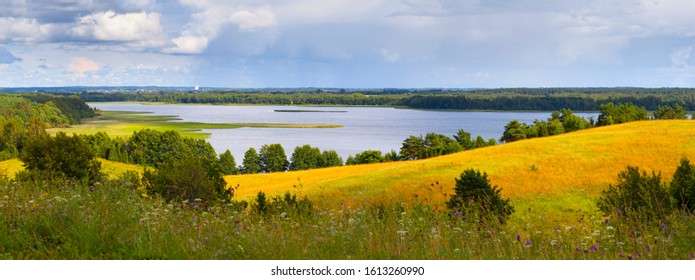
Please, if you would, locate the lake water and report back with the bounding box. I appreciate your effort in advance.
[89,103,598,160]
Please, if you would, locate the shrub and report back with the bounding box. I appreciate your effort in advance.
[597,165,673,222]
[671,157,695,211]
[446,169,514,224]
[142,157,231,205]
[19,132,103,183]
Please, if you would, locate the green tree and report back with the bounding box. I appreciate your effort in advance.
[597,166,672,221]
[400,135,425,160]
[346,150,384,165]
[597,102,648,126]
[19,132,103,183]
[454,129,472,149]
[446,169,514,224]
[560,109,591,132]
[142,157,231,204]
[289,145,322,171]
[219,150,238,175]
[671,157,695,211]
[423,133,462,158]
[259,144,288,173]
[383,149,400,162]
[654,104,688,120]
[320,150,343,167]
[500,120,528,143]
[241,147,261,174]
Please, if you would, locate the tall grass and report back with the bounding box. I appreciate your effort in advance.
[2,175,693,260]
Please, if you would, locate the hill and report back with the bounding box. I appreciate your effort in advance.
[227,120,695,210]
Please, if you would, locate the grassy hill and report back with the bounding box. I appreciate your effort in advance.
[227,120,695,214]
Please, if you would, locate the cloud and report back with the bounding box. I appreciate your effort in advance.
[671,46,692,67]
[0,47,22,64]
[167,2,276,54]
[68,57,99,78]
[70,11,163,42]
[377,48,401,63]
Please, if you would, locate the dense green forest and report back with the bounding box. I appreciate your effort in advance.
[0,94,96,160]
[54,87,695,111]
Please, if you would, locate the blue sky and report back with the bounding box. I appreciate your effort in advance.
[1,0,694,88]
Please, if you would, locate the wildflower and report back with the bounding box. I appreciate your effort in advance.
[524,240,531,247]
[627,255,633,260]
[690,253,694,259]
[453,211,461,216]
[646,246,651,253]
[89,185,95,192]
[550,240,557,246]
[604,218,610,223]
[516,234,521,242]
[591,245,598,251]
[461,215,466,221]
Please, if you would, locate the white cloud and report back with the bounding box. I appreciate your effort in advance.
[378,48,401,63]
[168,1,277,54]
[68,57,99,78]
[671,46,692,67]
[0,17,54,43]
[70,11,163,42]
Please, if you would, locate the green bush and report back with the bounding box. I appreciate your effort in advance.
[142,157,231,205]
[671,157,695,211]
[19,132,103,183]
[446,169,514,224]
[597,165,673,222]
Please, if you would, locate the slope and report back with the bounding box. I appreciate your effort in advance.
[227,120,695,209]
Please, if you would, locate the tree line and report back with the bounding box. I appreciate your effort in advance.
[51,87,695,111]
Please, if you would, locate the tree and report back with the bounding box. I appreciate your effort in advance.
[597,102,648,126]
[671,157,695,211]
[142,157,231,204]
[423,133,462,158]
[446,169,514,224]
[454,129,472,149]
[289,145,322,171]
[241,147,261,174]
[383,150,399,162]
[654,104,688,120]
[500,120,528,143]
[219,150,237,175]
[321,150,343,167]
[19,132,103,183]
[259,144,288,173]
[597,166,672,221]
[346,150,384,165]
[560,109,591,132]
[400,135,425,160]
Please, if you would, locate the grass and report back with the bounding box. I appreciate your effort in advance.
[47,110,342,139]
[274,109,348,113]
[227,120,695,224]
[3,120,695,259]
[0,158,142,179]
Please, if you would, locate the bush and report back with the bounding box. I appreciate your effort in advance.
[597,166,673,222]
[142,157,231,205]
[671,157,695,211]
[446,169,514,224]
[19,132,103,183]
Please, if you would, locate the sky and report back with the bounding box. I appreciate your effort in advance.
[1,0,695,88]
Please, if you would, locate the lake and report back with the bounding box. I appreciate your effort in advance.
[89,103,598,160]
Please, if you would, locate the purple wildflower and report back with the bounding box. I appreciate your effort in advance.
[516,234,521,242]
[461,215,466,221]
[591,245,598,251]
[453,211,461,216]
[646,246,651,253]
[627,255,633,260]
[690,253,695,259]
[575,247,580,252]
[604,218,610,223]
[524,240,531,247]
[89,185,95,192]
[185,222,189,228]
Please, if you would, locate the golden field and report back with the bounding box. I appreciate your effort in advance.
[0,158,142,179]
[227,120,695,210]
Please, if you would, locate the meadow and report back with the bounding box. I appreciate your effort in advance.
[2,120,695,259]
[47,110,341,139]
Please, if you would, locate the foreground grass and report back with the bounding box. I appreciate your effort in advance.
[48,110,342,139]
[1,177,693,260]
